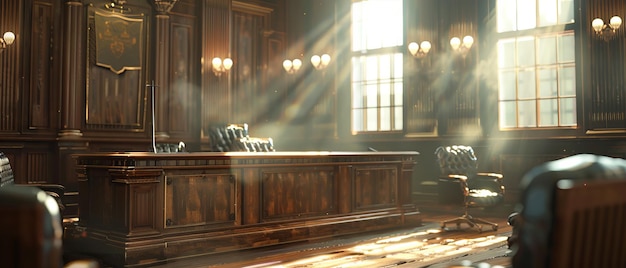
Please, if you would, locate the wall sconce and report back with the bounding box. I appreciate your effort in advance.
[282,58,302,74]
[311,54,331,70]
[211,57,233,76]
[592,16,622,41]
[0,31,15,52]
[408,41,431,58]
[450,35,474,57]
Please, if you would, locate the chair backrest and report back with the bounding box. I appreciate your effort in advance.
[512,154,626,268]
[0,185,63,267]
[206,123,275,152]
[0,152,14,187]
[435,145,478,176]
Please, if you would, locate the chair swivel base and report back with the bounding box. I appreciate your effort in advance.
[441,214,498,232]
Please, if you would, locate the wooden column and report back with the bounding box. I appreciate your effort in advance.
[152,1,178,139]
[59,0,84,138]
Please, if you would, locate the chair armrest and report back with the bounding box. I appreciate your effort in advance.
[30,183,65,195]
[439,174,469,196]
[476,172,503,180]
[440,174,468,182]
[473,173,505,195]
[13,183,65,211]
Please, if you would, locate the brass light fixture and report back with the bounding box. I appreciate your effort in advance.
[408,41,432,58]
[0,31,15,52]
[592,16,622,41]
[211,57,233,76]
[450,35,474,57]
[283,58,302,74]
[311,54,331,70]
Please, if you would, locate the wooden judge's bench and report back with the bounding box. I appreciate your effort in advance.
[70,151,420,267]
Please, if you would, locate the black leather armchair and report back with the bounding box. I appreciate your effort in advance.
[207,123,275,152]
[435,145,505,232]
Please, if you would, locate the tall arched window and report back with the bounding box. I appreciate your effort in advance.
[351,0,404,133]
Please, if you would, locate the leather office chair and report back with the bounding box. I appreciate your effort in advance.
[206,123,275,152]
[435,145,504,232]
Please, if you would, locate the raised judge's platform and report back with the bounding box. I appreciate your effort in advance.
[70,151,420,267]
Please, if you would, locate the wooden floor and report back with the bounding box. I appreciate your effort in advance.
[147,205,515,268]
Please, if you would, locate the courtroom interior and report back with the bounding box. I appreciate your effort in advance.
[1,0,626,267]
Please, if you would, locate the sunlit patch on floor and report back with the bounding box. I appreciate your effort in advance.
[246,229,509,268]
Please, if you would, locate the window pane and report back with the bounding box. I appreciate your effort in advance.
[352,109,363,132]
[379,55,391,79]
[394,107,403,130]
[558,33,575,62]
[518,100,537,127]
[365,56,378,80]
[539,99,558,126]
[517,0,537,30]
[560,97,577,126]
[499,71,516,100]
[539,69,557,98]
[559,66,576,96]
[378,0,403,48]
[366,108,377,131]
[394,82,403,105]
[362,0,403,49]
[537,36,556,65]
[366,85,377,107]
[558,0,575,24]
[538,0,557,27]
[499,101,517,128]
[497,0,517,32]
[498,39,516,68]
[352,83,364,108]
[380,83,391,107]
[517,37,535,67]
[380,107,391,131]
[518,70,536,99]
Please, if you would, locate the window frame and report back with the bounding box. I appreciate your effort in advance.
[494,0,581,134]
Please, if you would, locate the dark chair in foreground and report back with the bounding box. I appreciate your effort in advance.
[512,154,626,268]
[435,145,504,232]
[0,185,64,268]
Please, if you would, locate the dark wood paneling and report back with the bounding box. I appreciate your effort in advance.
[201,0,231,129]
[28,2,53,130]
[0,0,20,132]
[168,22,195,136]
[85,8,148,132]
[585,0,626,131]
[261,167,336,220]
[165,173,235,227]
[354,167,397,210]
